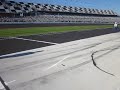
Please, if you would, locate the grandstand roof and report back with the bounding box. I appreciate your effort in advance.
[0,0,118,16]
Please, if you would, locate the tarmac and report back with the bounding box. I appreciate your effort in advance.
[0,28,120,90]
[0,28,119,56]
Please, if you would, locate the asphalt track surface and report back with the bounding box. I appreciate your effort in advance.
[0,28,119,56]
[1,31,120,90]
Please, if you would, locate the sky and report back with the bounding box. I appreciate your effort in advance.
[13,0,120,15]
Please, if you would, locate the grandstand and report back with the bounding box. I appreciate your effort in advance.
[0,0,120,24]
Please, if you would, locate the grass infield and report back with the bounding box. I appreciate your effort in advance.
[0,25,113,37]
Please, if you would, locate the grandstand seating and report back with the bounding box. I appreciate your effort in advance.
[0,0,120,24]
[0,0,117,15]
[0,14,120,24]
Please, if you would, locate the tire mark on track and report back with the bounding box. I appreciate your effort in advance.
[11,45,120,89]
[91,46,120,76]
[0,44,98,73]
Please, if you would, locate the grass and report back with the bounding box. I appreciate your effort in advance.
[0,25,113,37]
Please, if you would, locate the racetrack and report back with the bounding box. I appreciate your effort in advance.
[0,28,120,90]
[0,28,119,56]
[1,31,120,90]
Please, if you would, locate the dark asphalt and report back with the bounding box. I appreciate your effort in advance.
[0,28,119,56]
[20,28,119,43]
[0,39,52,56]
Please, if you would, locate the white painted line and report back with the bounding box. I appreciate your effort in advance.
[0,37,14,40]
[7,80,16,85]
[8,56,69,70]
[45,55,70,71]
[0,81,4,89]
[13,37,58,45]
[0,80,16,89]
